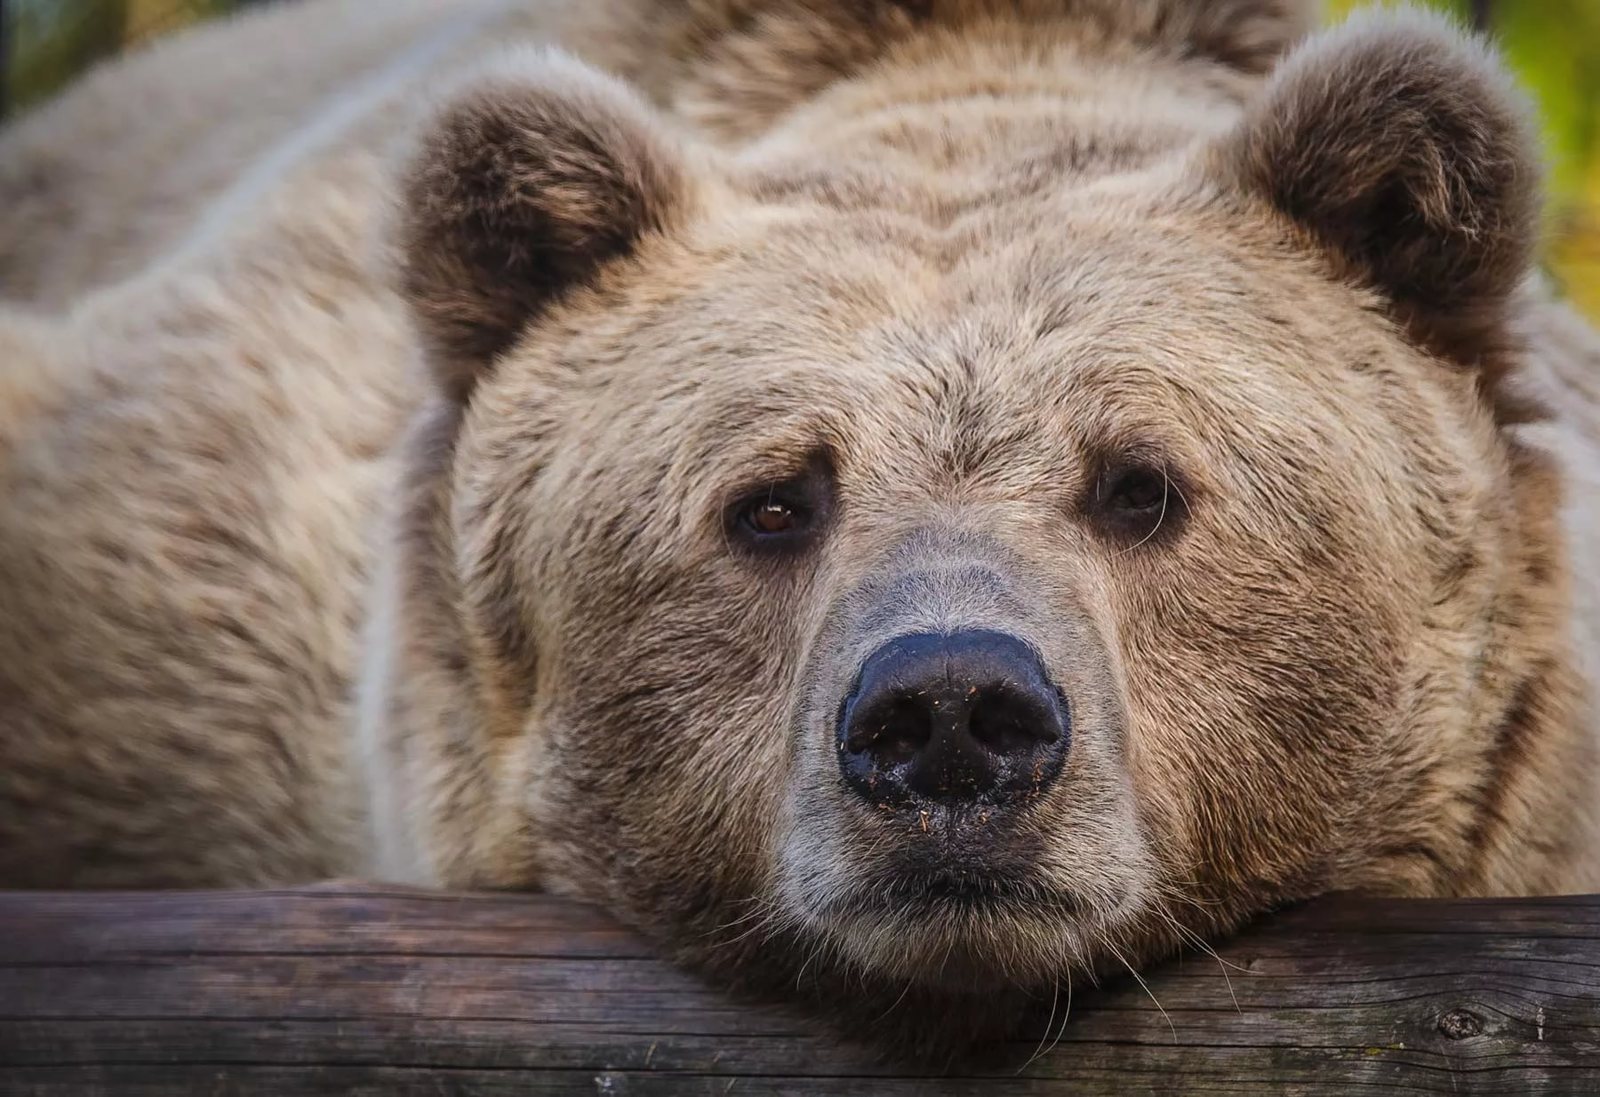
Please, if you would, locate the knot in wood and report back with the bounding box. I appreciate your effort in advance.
[1437,1008,1484,1040]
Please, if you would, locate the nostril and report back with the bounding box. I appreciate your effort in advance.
[846,692,930,765]
[968,687,1061,757]
[968,708,1024,756]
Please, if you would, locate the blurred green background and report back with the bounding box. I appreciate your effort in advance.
[1,0,1596,319]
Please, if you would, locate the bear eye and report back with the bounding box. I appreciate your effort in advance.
[1088,458,1188,546]
[726,460,832,555]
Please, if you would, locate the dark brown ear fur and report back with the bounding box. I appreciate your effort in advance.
[1213,8,1541,378]
[400,51,693,400]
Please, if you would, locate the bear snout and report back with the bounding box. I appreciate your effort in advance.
[836,630,1071,809]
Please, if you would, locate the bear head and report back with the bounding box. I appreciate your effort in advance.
[386,2,1587,1047]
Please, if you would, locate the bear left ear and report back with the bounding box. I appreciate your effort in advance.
[1209,9,1541,373]
[400,51,695,401]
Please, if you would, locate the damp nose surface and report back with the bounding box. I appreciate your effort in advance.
[836,630,1071,807]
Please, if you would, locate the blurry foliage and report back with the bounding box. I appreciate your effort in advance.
[6,0,125,107]
[5,2,241,114]
[2,0,1597,319]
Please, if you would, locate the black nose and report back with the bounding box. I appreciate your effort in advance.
[837,630,1070,808]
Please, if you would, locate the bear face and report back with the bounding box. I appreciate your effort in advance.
[388,6,1588,1038]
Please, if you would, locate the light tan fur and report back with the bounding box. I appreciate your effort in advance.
[2,0,1597,1048]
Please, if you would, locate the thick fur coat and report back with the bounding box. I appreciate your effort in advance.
[2,0,1598,1046]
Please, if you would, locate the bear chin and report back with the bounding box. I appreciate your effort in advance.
[767,840,1154,995]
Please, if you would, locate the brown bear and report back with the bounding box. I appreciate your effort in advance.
[2,0,1598,1048]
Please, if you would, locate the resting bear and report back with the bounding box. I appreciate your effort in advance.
[3,0,1599,1044]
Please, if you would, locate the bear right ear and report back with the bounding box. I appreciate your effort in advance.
[399,51,694,401]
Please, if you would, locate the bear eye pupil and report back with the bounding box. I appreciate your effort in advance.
[1107,468,1166,512]
[747,500,797,534]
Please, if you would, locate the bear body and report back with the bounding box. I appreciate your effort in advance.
[3,0,1599,1042]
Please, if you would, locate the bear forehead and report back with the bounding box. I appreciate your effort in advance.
[539,182,1415,440]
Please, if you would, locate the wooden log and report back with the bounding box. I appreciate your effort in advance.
[1,885,1598,1094]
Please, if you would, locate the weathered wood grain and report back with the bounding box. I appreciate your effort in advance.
[2,885,1598,1094]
